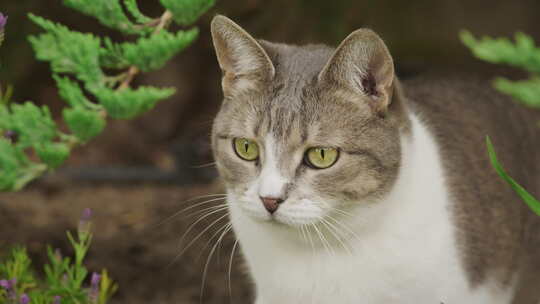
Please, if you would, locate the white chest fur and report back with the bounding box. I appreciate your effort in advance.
[228,113,516,304]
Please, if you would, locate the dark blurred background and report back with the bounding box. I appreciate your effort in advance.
[1,1,539,303]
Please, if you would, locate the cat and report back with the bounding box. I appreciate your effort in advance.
[209,15,540,304]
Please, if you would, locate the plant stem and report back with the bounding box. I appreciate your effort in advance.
[117,10,173,90]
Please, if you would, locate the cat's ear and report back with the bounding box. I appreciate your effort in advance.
[211,15,275,95]
[318,29,394,116]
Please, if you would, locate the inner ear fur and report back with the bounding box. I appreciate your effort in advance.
[318,29,395,117]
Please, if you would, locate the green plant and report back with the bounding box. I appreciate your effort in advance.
[461,31,540,215]
[461,31,540,108]
[0,0,216,192]
[486,136,540,216]
[0,209,118,304]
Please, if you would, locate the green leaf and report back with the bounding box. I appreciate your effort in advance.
[0,138,25,171]
[0,102,57,149]
[63,107,106,142]
[123,0,153,24]
[493,77,540,108]
[98,270,118,304]
[93,86,175,119]
[121,28,198,72]
[486,136,540,216]
[0,29,4,49]
[0,247,36,291]
[0,84,13,105]
[160,0,216,26]
[0,139,27,191]
[100,38,131,70]
[63,0,138,35]
[35,142,70,168]
[28,14,103,86]
[54,75,100,110]
[461,30,540,74]
[0,136,47,191]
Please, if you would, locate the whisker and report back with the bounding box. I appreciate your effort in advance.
[228,239,239,303]
[154,195,227,228]
[185,203,228,219]
[173,197,227,219]
[299,224,308,245]
[306,224,315,256]
[312,222,334,256]
[327,206,355,218]
[169,212,230,267]
[320,217,353,256]
[191,162,217,168]
[200,223,233,303]
[196,220,232,262]
[320,223,336,256]
[178,206,229,248]
[325,214,362,243]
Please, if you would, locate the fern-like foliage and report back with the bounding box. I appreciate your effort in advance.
[0,0,214,191]
[160,0,216,26]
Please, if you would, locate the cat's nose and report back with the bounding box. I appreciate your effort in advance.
[260,196,284,214]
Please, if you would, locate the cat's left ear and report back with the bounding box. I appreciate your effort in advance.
[318,29,394,116]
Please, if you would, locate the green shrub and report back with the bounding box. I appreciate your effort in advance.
[0,0,215,191]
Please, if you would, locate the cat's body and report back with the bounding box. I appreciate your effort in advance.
[209,15,540,303]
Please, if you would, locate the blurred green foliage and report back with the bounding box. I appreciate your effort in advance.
[461,31,540,108]
[0,0,215,191]
[462,31,540,215]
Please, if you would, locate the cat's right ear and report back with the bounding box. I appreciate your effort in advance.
[210,15,275,96]
[318,29,394,117]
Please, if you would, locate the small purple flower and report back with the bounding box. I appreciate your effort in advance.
[0,13,7,30]
[90,272,101,287]
[82,208,92,221]
[3,130,18,143]
[0,278,17,300]
[19,294,30,304]
[0,278,16,290]
[78,208,92,234]
[53,295,62,304]
[89,272,101,302]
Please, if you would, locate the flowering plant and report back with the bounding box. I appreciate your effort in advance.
[0,209,117,304]
[0,12,7,47]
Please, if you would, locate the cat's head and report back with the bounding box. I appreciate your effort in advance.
[210,15,409,228]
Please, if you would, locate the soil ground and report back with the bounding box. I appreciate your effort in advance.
[0,181,253,304]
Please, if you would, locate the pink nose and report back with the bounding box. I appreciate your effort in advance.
[260,197,284,214]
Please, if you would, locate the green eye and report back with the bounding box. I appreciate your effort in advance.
[305,147,339,169]
[233,138,259,161]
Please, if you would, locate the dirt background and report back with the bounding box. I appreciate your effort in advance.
[1,0,540,303]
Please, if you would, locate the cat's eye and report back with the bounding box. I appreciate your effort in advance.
[304,147,339,169]
[233,138,259,161]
